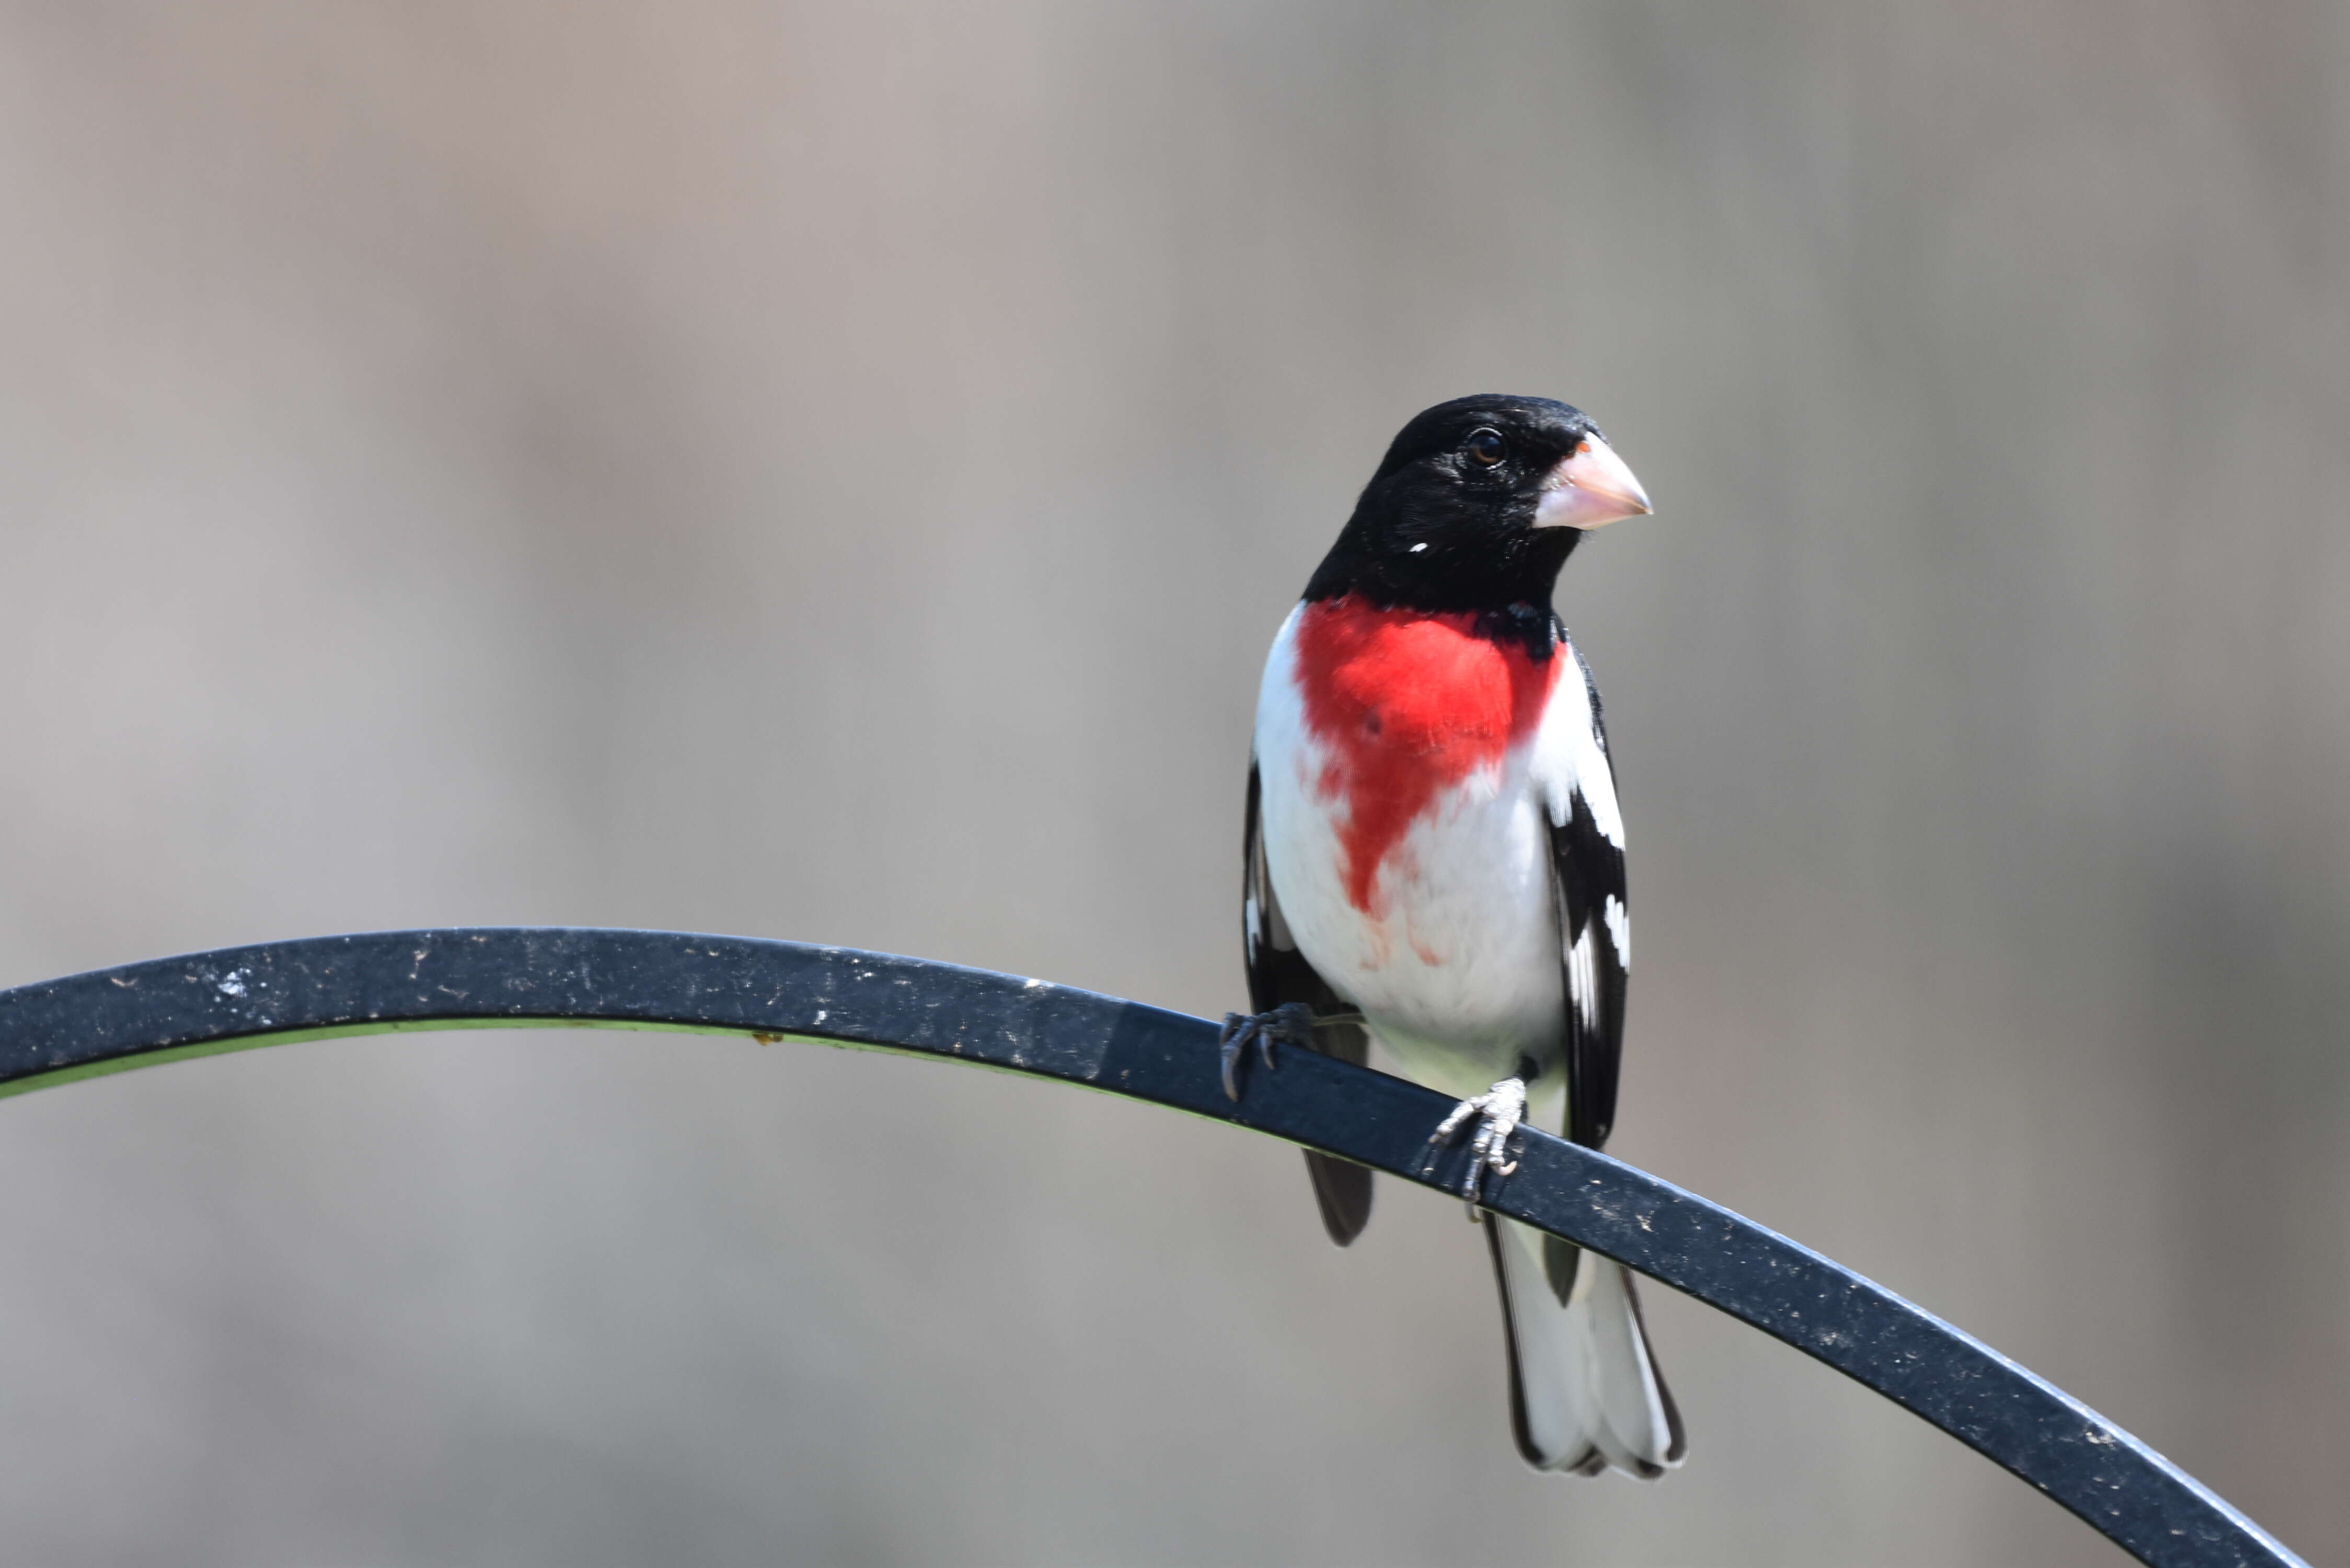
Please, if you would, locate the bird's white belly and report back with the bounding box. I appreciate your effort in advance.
[1259,723,1566,1101]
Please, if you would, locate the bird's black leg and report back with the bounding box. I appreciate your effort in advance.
[1217,1001,1318,1101]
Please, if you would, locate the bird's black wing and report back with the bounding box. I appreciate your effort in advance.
[1533,643,1682,1442]
[1551,649,1629,1153]
[1244,758,1374,1245]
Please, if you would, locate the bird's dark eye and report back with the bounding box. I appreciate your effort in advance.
[1464,428,1508,467]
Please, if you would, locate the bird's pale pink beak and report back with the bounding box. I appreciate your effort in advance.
[1533,435,1653,530]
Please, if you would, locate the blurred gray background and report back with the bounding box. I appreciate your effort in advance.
[0,2,2343,1564]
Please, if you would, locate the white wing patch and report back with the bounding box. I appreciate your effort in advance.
[1566,754,1623,849]
[1567,921,1601,1032]
[1537,664,1625,850]
[1603,893,1630,971]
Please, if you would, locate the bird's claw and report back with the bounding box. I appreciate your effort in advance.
[1427,1075,1529,1216]
[1218,1002,1317,1101]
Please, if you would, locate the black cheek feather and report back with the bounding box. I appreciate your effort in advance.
[1302,394,1602,640]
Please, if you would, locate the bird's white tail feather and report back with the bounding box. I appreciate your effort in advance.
[1486,1215,1685,1478]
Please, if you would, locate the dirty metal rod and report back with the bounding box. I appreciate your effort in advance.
[0,928,2306,1568]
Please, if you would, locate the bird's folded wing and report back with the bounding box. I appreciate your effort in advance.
[1244,758,1374,1244]
[1543,645,1629,1152]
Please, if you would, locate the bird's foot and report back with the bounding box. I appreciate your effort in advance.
[1427,1074,1529,1216]
[1217,1001,1317,1101]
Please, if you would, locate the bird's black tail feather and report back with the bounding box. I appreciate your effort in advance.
[1300,1020,1374,1246]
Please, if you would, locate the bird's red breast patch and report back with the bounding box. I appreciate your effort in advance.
[1293,596,1561,915]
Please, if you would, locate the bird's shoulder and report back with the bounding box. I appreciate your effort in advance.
[1530,625,1624,848]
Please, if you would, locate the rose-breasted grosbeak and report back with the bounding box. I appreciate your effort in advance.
[1225,394,1685,1478]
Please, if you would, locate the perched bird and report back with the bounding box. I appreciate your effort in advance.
[1224,394,1685,1478]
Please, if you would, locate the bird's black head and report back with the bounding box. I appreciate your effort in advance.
[1304,394,1651,620]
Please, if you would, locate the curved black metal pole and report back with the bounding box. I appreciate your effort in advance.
[0,928,2304,1568]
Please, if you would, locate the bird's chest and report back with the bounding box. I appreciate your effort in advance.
[1255,601,1567,1053]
